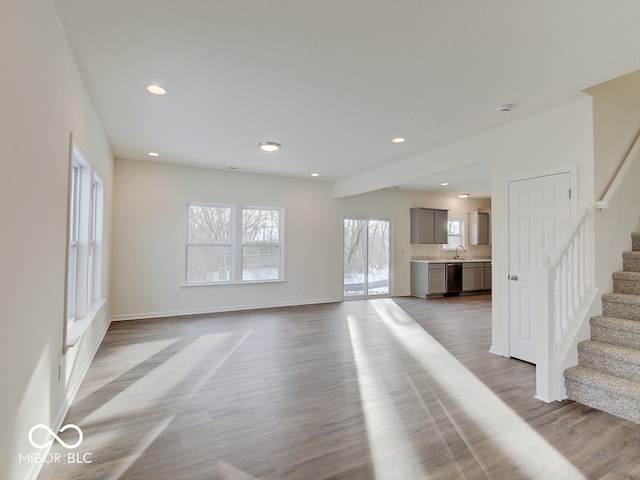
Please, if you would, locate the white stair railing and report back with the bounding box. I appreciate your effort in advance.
[535,204,598,402]
[596,129,640,209]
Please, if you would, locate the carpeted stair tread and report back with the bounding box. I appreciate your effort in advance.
[602,293,640,321]
[591,315,640,349]
[562,232,640,425]
[602,292,640,304]
[577,340,640,382]
[613,271,640,295]
[565,366,640,424]
[613,270,640,280]
[623,251,640,272]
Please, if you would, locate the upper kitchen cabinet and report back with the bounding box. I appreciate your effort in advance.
[469,211,490,245]
[410,208,448,244]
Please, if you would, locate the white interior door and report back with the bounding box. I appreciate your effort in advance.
[508,172,572,363]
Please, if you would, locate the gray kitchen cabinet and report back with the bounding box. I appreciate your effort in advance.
[410,208,449,244]
[410,262,445,297]
[462,262,485,292]
[428,263,446,295]
[469,211,490,245]
[484,262,492,290]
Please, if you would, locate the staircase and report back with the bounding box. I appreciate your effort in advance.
[564,232,640,423]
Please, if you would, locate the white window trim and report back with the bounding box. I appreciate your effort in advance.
[442,216,466,250]
[184,203,285,286]
[185,202,235,285]
[64,140,105,350]
[240,205,285,283]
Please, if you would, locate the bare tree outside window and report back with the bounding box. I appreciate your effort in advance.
[344,217,390,296]
[242,207,282,281]
[443,218,465,249]
[186,204,232,283]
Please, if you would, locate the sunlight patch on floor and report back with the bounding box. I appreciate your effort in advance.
[74,339,175,405]
[73,330,253,478]
[82,330,252,426]
[371,298,586,480]
[347,314,430,480]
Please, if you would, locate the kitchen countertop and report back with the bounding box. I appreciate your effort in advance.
[410,258,492,264]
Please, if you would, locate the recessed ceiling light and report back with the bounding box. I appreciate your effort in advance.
[440,182,449,186]
[259,141,281,152]
[148,152,160,157]
[311,173,320,177]
[457,193,470,198]
[496,103,513,114]
[147,84,166,95]
[392,137,406,143]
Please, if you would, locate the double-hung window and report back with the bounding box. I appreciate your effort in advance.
[186,204,233,283]
[67,163,81,320]
[242,207,282,281]
[65,143,104,346]
[442,217,465,250]
[185,204,283,284]
[89,174,104,303]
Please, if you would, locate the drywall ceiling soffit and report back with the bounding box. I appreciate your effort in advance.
[52,0,640,191]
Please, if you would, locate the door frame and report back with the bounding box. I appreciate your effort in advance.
[504,166,578,359]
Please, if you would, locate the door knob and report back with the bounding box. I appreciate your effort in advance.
[509,275,518,281]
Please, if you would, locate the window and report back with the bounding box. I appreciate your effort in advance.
[242,207,282,281]
[185,204,283,284]
[442,217,465,250]
[89,174,104,303]
[186,204,233,283]
[67,163,81,320]
[343,217,390,297]
[65,144,104,331]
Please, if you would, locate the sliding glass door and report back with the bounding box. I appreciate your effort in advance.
[343,217,390,297]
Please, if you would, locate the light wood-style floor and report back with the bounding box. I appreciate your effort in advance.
[39,295,640,479]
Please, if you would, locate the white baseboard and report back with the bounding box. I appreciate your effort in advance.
[489,345,506,356]
[110,297,344,321]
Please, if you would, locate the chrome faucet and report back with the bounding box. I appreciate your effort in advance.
[455,245,466,259]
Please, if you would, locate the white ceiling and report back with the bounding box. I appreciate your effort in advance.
[396,162,492,199]
[52,0,640,196]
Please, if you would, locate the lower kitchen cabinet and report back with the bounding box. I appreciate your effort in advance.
[484,262,492,290]
[462,262,485,292]
[410,262,445,297]
[428,264,446,295]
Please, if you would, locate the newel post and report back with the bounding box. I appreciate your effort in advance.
[535,253,553,402]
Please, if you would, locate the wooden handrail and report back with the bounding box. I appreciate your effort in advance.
[596,129,640,209]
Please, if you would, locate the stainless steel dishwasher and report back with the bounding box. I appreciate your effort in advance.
[445,263,462,295]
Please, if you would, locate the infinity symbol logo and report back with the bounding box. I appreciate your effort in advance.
[28,424,83,449]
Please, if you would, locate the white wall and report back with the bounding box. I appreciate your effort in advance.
[490,98,595,355]
[586,71,640,299]
[384,97,595,356]
[111,159,492,318]
[111,160,344,318]
[0,1,113,479]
